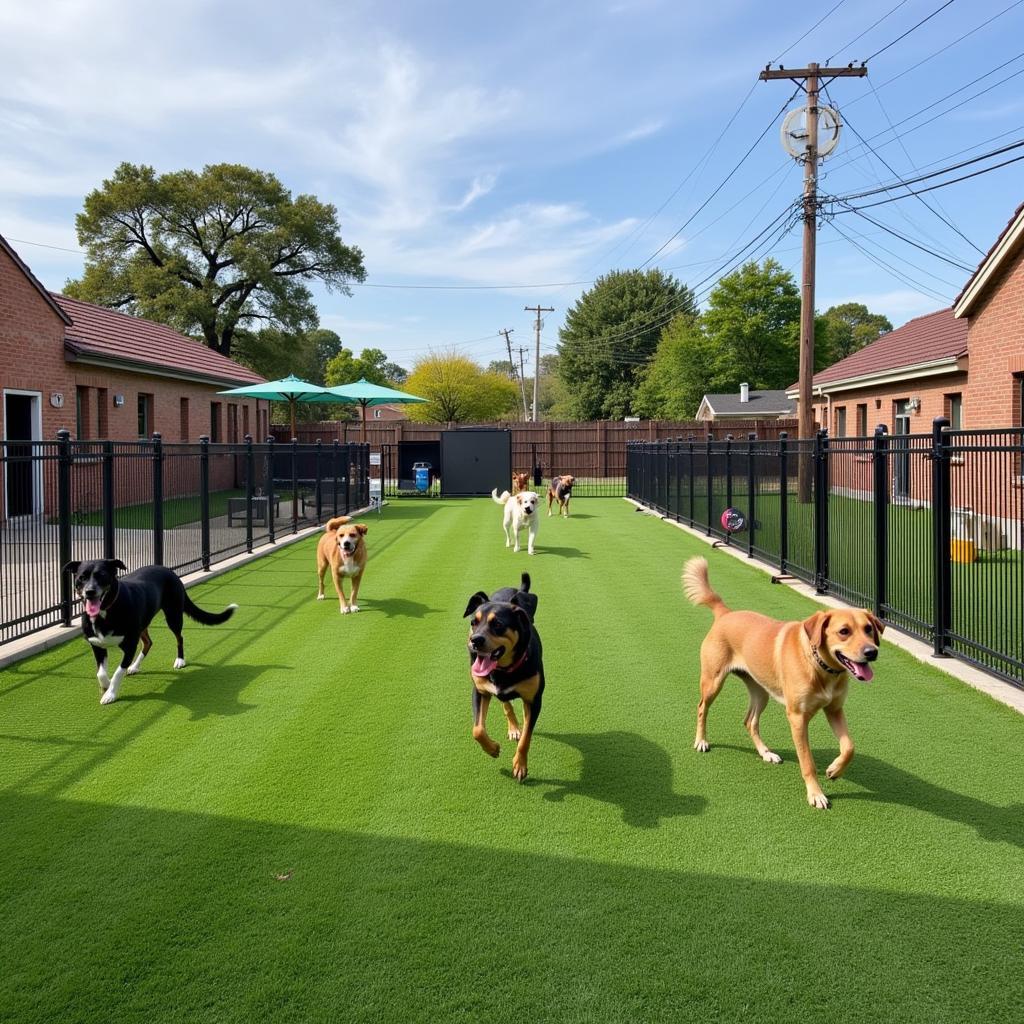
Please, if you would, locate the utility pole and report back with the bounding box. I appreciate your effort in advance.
[501,327,529,421]
[524,305,554,422]
[759,61,866,500]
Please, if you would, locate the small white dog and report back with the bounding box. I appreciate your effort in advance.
[491,488,539,555]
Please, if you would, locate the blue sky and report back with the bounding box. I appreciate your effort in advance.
[2,0,1022,376]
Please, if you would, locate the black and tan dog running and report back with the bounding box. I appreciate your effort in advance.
[464,572,544,782]
[64,559,237,706]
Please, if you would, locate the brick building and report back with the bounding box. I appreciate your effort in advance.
[1,234,267,517]
[790,201,1024,439]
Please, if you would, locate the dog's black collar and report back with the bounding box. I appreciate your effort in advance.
[809,644,843,675]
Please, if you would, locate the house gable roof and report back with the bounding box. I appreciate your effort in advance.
[789,308,968,393]
[701,389,795,416]
[54,293,265,388]
[0,234,73,325]
[953,201,1024,318]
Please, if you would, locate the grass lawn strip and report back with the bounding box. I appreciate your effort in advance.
[1,498,1022,1023]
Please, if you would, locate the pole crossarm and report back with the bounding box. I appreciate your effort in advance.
[759,66,868,80]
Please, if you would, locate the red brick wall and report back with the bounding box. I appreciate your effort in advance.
[1,246,268,516]
[963,243,1024,429]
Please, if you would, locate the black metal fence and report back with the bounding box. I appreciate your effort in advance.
[0,432,370,647]
[627,419,1024,689]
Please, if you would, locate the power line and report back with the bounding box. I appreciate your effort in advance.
[836,150,1024,210]
[826,84,984,254]
[773,0,850,61]
[637,86,801,270]
[831,219,963,288]
[837,205,974,271]
[827,0,911,62]
[866,0,958,62]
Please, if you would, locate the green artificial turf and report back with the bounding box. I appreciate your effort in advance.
[2,498,1023,1023]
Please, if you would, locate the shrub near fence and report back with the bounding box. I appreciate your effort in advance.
[0,432,369,647]
[627,419,1024,690]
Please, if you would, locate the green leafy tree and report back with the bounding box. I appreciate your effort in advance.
[821,302,893,361]
[66,162,365,359]
[404,353,520,423]
[701,258,802,394]
[558,269,696,420]
[634,316,719,419]
[324,346,407,387]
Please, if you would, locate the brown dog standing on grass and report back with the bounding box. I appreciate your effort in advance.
[512,471,530,494]
[317,516,368,614]
[682,556,883,810]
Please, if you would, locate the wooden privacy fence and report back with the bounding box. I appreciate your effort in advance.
[272,418,798,496]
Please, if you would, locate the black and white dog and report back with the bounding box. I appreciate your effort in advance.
[63,559,237,705]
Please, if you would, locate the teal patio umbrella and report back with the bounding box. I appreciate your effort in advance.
[324,378,427,441]
[218,374,355,438]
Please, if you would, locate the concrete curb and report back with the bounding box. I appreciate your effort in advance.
[0,506,372,671]
[625,498,1024,716]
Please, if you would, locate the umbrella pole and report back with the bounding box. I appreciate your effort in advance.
[361,401,367,443]
[290,398,297,440]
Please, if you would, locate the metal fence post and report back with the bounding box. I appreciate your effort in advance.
[687,437,695,527]
[102,439,115,560]
[57,429,73,625]
[724,435,733,543]
[778,432,789,573]
[343,444,351,513]
[814,429,829,593]
[332,440,340,516]
[705,435,714,537]
[872,424,889,619]
[746,432,756,558]
[315,439,323,525]
[265,436,276,544]
[199,435,211,571]
[291,436,299,535]
[244,434,254,554]
[931,416,952,657]
[151,432,164,566]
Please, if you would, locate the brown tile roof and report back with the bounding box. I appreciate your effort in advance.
[953,200,1024,315]
[799,307,968,389]
[54,293,264,387]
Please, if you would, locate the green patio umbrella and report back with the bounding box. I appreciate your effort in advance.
[218,374,355,438]
[324,378,427,441]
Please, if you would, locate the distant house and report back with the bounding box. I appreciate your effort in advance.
[368,403,409,421]
[1,233,267,518]
[695,384,795,422]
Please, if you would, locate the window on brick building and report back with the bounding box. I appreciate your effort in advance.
[75,386,91,439]
[946,393,963,431]
[228,403,239,443]
[856,403,867,436]
[96,388,108,438]
[210,401,222,443]
[242,404,250,439]
[137,393,153,438]
[179,398,190,441]
[835,406,847,437]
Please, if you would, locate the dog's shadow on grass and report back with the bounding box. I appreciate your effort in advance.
[538,546,588,559]
[839,753,1024,849]
[529,730,707,827]
[364,598,441,619]
[122,662,287,720]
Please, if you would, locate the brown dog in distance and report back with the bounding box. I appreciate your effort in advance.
[316,516,368,614]
[547,475,575,517]
[683,556,883,809]
[512,471,530,494]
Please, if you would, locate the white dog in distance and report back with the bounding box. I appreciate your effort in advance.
[492,489,539,555]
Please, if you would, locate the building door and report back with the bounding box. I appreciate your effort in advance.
[893,399,912,499]
[3,391,42,517]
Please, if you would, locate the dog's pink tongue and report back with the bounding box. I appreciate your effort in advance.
[85,598,102,617]
[472,653,499,677]
[851,662,874,682]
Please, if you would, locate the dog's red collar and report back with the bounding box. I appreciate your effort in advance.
[494,646,530,676]
[809,644,843,675]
